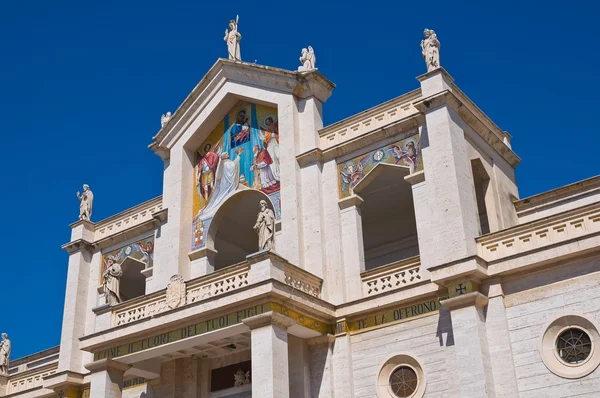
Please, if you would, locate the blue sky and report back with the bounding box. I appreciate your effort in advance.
[1,0,598,358]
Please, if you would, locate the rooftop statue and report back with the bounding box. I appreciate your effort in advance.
[224,15,242,61]
[161,111,172,127]
[298,46,316,72]
[0,333,11,376]
[76,184,94,221]
[421,29,440,72]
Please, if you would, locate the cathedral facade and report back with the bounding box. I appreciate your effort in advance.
[3,33,600,398]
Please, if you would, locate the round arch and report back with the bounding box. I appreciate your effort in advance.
[206,189,276,269]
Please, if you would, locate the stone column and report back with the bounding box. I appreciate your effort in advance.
[85,359,131,398]
[0,375,7,397]
[338,196,365,301]
[243,311,295,398]
[485,280,518,397]
[442,291,495,397]
[307,334,335,398]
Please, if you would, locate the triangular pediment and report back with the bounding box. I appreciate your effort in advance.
[149,58,335,158]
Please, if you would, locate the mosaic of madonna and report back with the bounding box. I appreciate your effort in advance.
[192,101,282,251]
[100,235,154,283]
[337,132,423,198]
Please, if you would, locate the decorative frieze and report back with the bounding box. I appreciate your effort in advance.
[6,364,57,394]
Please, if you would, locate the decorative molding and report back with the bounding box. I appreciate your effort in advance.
[242,311,295,331]
[84,359,131,374]
[440,291,488,311]
[5,363,57,395]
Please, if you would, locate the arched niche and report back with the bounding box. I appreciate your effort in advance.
[206,189,276,270]
[353,163,419,270]
[119,257,146,301]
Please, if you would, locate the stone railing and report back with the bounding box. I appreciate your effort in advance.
[318,90,421,150]
[361,256,425,297]
[6,363,57,394]
[477,202,600,262]
[112,253,322,327]
[94,197,163,241]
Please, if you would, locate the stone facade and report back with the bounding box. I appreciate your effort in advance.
[3,55,600,398]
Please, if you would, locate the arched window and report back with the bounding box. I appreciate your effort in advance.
[206,190,276,270]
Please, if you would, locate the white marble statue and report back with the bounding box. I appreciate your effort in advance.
[421,29,440,72]
[103,255,123,306]
[253,200,275,251]
[298,46,316,72]
[0,333,11,376]
[224,16,242,61]
[76,184,94,221]
[161,112,172,127]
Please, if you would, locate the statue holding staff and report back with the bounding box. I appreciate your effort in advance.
[224,15,242,61]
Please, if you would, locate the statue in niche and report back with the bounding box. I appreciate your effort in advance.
[253,200,275,251]
[76,184,94,221]
[161,112,172,127]
[298,46,316,72]
[103,255,123,306]
[0,333,11,375]
[224,16,242,61]
[421,29,440,72]
[233,369,250,386]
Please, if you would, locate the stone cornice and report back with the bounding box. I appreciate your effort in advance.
[441,292,489,311]
[427,255,489,285]
[42,370,86,391]
[242,311,296,331]
[306,334,335,347]
[414,90,520,168]
[61,239,93,254]
[92,208,167,251]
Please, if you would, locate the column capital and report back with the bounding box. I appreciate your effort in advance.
[84,358,131,374]
[441,291,489,311]
[338,195,364,210]
[243,311,295,331]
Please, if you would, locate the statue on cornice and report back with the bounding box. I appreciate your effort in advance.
[0,333,11,375]
[421,29,440,72]
[253,200,275,251]
[224,15,242,61]
[298,46,316,72]
[76,184,94,221]
[161,112,172,127]
[103,255,123,306]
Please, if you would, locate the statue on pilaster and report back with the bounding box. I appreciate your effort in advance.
[253,200,275,251]
[421,29,440,72]
[224,16,242,61]
[0,333,11,375]
[103,255,123,306]
[76,184,94,221]
[161,112,172,127]
[298,46,316,72]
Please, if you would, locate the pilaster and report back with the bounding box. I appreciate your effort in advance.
[243,311,295,398]
[307,334,335,398]
[331,319,355,398]
[59,220,96,374]
[414,69,480,271]
[484,279,519,397]
[442,290,496,397]
[338,195,365,301]
[85,359,131,398]
[189,247,217,279]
